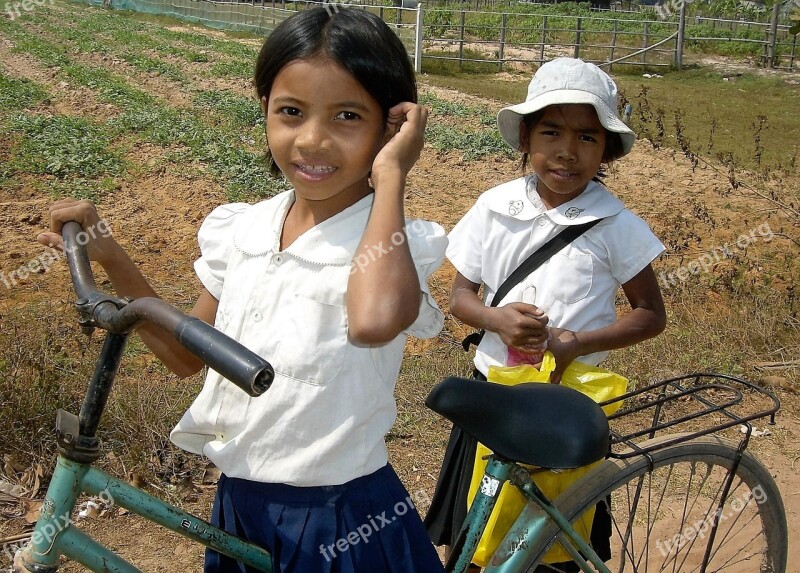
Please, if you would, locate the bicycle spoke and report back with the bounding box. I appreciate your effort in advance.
[572,440,787,573]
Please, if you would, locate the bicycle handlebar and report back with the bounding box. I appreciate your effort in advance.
[62,222,273,397]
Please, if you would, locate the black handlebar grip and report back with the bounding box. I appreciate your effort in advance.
[62,221,99,300]
[175,317,274,397]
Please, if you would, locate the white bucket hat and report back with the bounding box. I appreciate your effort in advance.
[497,58,635,156]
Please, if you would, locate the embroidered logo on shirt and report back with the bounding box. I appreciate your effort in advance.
[508,200,524,216]
[565,207,585,219]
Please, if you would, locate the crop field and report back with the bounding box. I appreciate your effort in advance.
[0,0,798,569]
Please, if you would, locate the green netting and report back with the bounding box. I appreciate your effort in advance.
[85,0,417,54]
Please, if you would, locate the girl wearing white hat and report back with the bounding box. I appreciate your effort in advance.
[425,58,667,571]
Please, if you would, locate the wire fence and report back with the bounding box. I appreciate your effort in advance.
[85,0,422,63]
[421,6,797,72]
[87,0,798,72]
[422,9,679,72]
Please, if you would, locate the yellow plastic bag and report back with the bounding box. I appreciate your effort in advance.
[467,352,628,566]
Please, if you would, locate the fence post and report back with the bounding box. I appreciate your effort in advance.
[642,20,650,66]
[414,2,424,73]
[790,32,797,71]
[765,2,780,68]
[539,14,547,65]
[609,18,618,71]
[498,12,507,72]
[574,16,582,58]
[675,0,686,69]
[458,10,465,72]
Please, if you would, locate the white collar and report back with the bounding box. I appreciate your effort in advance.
[485,176,625,224]
[233,191,374,264]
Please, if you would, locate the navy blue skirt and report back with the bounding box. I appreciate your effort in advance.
[206,464,444,573]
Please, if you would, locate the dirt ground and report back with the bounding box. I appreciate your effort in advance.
[1,17,799,572]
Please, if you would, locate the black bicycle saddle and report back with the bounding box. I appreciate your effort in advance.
[426,377,610,469]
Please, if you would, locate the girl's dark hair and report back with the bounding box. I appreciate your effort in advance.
[519,105,626,177]
[254,7,417,177]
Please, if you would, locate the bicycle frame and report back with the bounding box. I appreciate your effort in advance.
[449,456,611,573]
[16,331,273,573]
[19,456,272,573]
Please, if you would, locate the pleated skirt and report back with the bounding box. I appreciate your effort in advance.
[206,464,444,573]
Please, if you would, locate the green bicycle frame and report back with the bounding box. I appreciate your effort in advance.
[453,456,611,573]
[448,456,511,572]
[17,455,272,573]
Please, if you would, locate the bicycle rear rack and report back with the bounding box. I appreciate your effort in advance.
[602,373,781,459]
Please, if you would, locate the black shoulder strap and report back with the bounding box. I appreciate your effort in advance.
[461,218,604,351]
[490,218,603,308]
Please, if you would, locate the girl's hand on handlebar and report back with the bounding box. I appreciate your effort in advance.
[37,199,119,264]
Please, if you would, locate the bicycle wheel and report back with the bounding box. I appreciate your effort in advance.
[523,435,787,573]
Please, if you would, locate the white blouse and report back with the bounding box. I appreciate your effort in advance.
[171,191,447,486]
[447,176,664,375]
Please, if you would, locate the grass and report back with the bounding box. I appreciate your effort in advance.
[119,52,188,83]
[0,73,50,111]
[6,114,123,179]
[0,303,203,479]
[422,48,512,76]
[193,90,263,130]
[209,58,255,80]
[426,123,514,160]
[419,91,496,126]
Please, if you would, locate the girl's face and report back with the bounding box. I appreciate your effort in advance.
[263,55,388,210]
[520,104,607,208]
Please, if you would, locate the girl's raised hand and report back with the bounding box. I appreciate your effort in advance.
[37,198,119,264]
[371,102,428,187]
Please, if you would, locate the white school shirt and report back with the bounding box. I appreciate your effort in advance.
[170,191,447,486]
[447,176,664,376]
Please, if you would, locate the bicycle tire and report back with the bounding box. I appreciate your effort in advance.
[517,435,788,572]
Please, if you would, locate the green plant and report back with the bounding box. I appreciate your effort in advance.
[422,49,504,75]
[62,63,155,107]
[6,114,122,179]
[419,91,495,125]
[193,90,262,129]
[426,123,513,160]
[209,59,254,80]
[120,52,187,82]
[0,74,50,111]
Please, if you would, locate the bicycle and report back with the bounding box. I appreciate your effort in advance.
[426,373,788,572]
[10,221,788,573]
